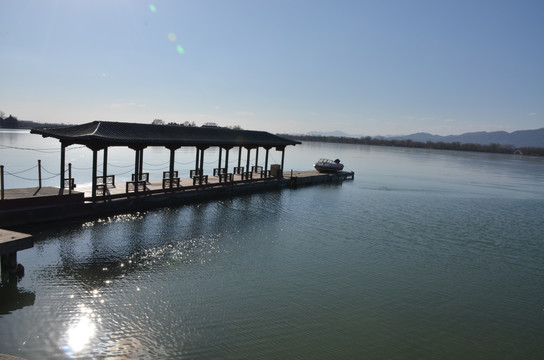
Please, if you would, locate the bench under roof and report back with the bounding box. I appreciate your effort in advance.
[31,121,301,148]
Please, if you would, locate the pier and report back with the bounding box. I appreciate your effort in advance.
[1,121,353,227]
[0,228,33,274]
[0,170,354,227]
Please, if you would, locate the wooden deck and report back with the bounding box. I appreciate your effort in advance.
[0,170,354,227]
[72,170,353,199]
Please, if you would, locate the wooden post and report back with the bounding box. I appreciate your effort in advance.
[280,147,286,178]
[68,163,72,194]
[195,147,200,175]
[264,148,270,176]
[103,147,108,179]
[0,165,4,200]
[254,147,259,171]
[139,149,144,180]
[133,148,140,193]
[199,148,205,184]
[224,148,230,175]
[218,147,222,178]
[60,143,66,189]
[38,160,42,189]
[245,148,251,177]
[237,147,242,169]
[168,147,177,189]
[92,149,98,198]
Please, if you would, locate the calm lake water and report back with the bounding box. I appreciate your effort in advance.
[1,129,544,359]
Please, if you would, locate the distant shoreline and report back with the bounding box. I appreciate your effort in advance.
[2,122,542,156]
[280,134,544,156]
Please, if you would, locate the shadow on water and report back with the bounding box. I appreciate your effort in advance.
[0,272,35,316]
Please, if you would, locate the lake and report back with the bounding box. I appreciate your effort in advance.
[1,129,544,359]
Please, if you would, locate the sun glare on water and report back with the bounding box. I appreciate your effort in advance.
[63,305,97,356]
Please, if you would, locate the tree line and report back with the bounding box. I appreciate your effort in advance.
[278,134,544,156]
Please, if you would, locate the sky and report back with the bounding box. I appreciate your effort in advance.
[1,0,543,136]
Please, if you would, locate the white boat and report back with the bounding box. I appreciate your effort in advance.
[314,158,344,173]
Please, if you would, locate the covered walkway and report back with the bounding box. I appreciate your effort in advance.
[30,121,301,200]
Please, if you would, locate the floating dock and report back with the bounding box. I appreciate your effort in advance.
[0,170,354,228]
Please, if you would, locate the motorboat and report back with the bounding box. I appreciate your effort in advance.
[314,158,344,173]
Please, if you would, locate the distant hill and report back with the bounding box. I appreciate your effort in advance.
[306,128,544,148]
[389,128,544,148]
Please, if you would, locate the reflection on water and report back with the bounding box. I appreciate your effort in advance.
[62,305,97,356]
[0,273,35,315]
[0,139,543,359]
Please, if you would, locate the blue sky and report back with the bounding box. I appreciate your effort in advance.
[1,0,542,136]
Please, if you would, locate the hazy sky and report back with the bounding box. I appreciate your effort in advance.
[1,0,542,136]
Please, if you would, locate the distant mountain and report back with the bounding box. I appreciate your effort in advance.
[389,128,544,148]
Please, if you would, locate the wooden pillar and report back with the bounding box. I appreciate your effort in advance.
[103,147,108,178]
[60,143,66,189]
[139,149,144,179]
[245,147,251,175]
[133,148,140,193]
[92,148,98,198]
[237,147,242,169]
[199,148,206,184]
[68,163,72,194]
[195,147,200,174]
[224,147,230,174]
[254,148,259,171]
[217,147,223,182]
[264,148,270,174]
[169,148,176,188]
[280,147,286,175]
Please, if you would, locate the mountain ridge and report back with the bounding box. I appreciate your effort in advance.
[305,128,544,148]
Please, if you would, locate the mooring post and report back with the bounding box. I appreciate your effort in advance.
[0,165,4,200]
[38,160,42,189]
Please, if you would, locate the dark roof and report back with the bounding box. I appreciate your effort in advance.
[31,121,301,148]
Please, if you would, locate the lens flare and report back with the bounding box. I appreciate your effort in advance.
[168,33,177,42]
[177,45,185,54]
[149,4,156,13]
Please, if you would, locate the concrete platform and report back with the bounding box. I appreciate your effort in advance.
[0,229,33,255]
[0,229,33,273]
